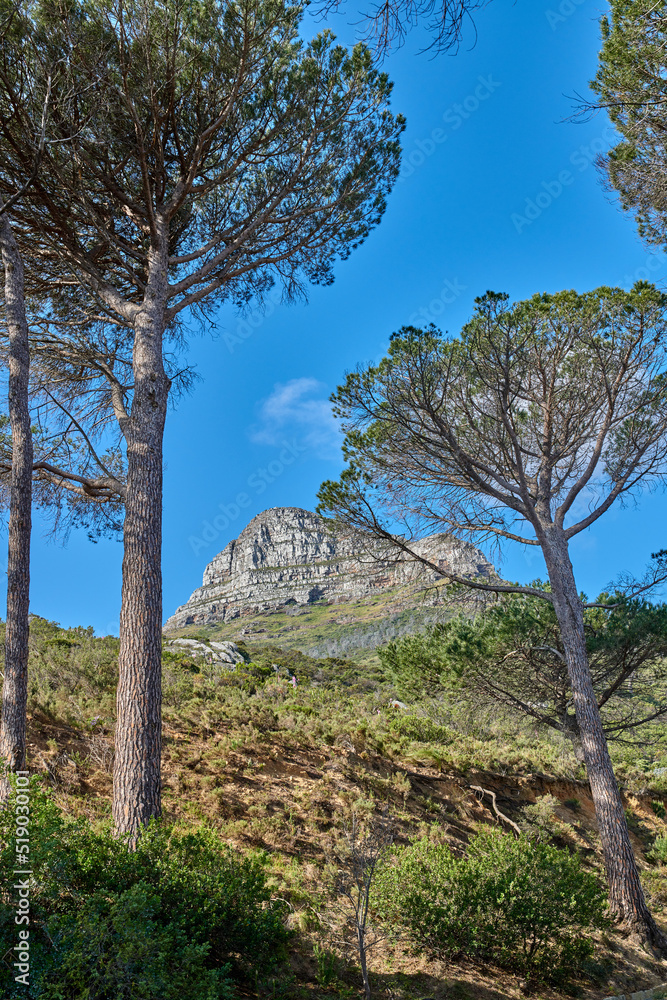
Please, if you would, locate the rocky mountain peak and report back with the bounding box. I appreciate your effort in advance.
[164,506,495,633]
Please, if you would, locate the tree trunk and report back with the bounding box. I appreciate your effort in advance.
[112,242,169,840]
[559,710,585,763]
[0,212,32,793]
[543,524,666,951]
[357,925,371,1000]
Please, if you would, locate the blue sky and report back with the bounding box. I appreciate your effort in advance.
[15,0,667,634]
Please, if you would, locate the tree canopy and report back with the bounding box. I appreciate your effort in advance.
[0,0,404,327]
[592,1,667,248]
[318,284,667,593]
[381,589,667,751]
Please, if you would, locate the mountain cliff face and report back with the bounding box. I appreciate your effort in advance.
[164,507,496,645]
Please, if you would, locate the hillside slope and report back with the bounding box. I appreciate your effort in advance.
[14,618,667,1000]
[167,582,474,660]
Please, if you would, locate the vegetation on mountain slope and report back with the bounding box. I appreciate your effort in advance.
[1,617,667,996]
[165,581,467,661]
[380,588,667,754]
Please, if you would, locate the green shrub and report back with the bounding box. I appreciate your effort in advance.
[20,616,120,724]
[379,629,457,700]
[42,884,232,1000]
[0,782,289,998]
[374,830,608,986]
[313,943,339,986]
[651,799,667,819]
[522,794,574,841]
[648,834,667,864]
[389,714,456,745]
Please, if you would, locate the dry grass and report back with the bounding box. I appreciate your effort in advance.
[23,705,667,1000]
[14,618,667,998]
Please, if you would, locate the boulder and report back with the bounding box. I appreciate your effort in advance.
[209,641,246,665]
[166,638,210,653]
[164,638,246,668]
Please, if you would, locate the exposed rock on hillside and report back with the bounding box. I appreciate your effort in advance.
[165,507,496,644]
[163,638,247,667]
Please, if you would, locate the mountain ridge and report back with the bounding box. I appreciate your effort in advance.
[164,506,496,655]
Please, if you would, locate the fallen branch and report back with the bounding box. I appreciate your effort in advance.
[470,784,521,837]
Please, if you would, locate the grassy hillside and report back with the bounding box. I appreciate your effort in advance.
[165,582,470,660]
[6,616,667,999]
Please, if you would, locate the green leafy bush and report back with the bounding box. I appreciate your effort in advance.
[43,884,232,1000]
[648,833,667,864]
[389,714,456,745]
[374,830,608,986]
[19,616,120,725]
[379,629,459,700]
[0,782,289,998]
[523,794,574,841]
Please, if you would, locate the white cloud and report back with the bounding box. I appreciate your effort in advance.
[249,378,342,458]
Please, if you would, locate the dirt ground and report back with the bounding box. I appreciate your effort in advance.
[24,710,667,1000]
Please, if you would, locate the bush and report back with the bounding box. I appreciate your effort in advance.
[19,616,120,725]
[43,884,232,1000]
[374,830,608,986]
[0,782,289,998]
[648,833,667,864]
[522,794,574,841]
[379,629,457,700]
[389,714,456,745]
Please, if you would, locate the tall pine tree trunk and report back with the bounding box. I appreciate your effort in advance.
[543,524,666,949]
[0,212,32,790]
[112,242,169,839]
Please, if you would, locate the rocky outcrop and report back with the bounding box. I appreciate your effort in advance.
[164,506,495,633]
[163,638,247,666]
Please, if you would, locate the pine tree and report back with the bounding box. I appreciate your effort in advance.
[592,1,667,248]
[0,0,404,836]
[318,285,667,948]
